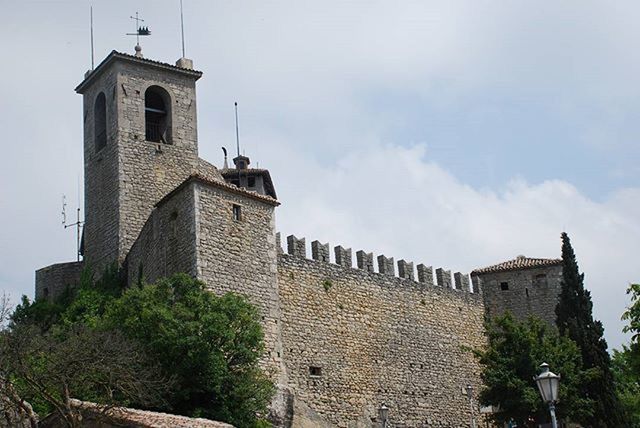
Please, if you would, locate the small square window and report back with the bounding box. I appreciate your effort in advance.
[500,282,509,291]
[309,366,322,377]
[232,204,242,221]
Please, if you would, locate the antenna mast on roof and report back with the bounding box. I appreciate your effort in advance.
[62,194,84,262]
[180,0,186,58]
[90,6,95,69]
[235,102,241,158]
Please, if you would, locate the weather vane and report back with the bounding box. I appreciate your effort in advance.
[127,12,151,54]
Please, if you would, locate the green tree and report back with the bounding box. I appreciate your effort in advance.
[100,273,274,427]
[475,312,592,428]
[555,232,626,427]
[616,283,640,427]
[7,269,274,427]
[0,324,170,427]
[612,346,640,427]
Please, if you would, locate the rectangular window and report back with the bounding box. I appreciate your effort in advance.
[309,366,322,377]
[232,204,242,221]
[500,282,509,291]
[248,176,256,187]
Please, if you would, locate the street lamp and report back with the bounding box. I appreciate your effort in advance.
[534,362,560,428]
[378,403,389,428]
[465,384,477,428]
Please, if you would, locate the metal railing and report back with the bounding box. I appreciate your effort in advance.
[145,121,165,143]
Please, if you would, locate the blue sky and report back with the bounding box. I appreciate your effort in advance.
[0,0,639,349]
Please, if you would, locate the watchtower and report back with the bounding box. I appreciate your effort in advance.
[75,50,203,272]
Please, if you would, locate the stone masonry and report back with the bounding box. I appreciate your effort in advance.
[35,49,565,427]
[471,256,563,326]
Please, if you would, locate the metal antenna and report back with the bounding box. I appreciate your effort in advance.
[61,195,67,225]
[180,0,186,57]
[90,6,95,69]
[234,102,241,158]
[63,197,84,263]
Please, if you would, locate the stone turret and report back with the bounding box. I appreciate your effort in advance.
[75,50,207,273]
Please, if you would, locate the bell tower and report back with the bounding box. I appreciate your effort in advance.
[75,50,203,273]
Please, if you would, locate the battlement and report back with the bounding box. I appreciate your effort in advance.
[277,233,477,293]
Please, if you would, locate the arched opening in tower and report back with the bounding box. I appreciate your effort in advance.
[94,92,107,151]
[145,86,171,144]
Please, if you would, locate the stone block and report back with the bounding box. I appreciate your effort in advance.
[356,250,374,272]
[311,240,330,262]
[436,268,452,288]
[398,260,414,280]
[454,272,470,292]
[287,235,306,258]
[417,264,434,286]
[377,255,395,276]
[334,246,352,268]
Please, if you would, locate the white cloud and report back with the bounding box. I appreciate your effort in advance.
[1,0,639,353]
[268,143,640,349]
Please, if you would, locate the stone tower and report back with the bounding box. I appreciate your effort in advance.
[471,255,563,326]
[75,50,204,273]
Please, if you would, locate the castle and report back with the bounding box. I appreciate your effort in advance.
[34,48,564,428]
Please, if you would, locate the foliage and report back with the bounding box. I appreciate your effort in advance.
[612,346,640,428]
[5,269,274,428]
[474,312,592,428]
[623,283,640,342]
[554,232,627,427]
[616,283,640,427]
[99,273,274,427]
[0,324,170,427]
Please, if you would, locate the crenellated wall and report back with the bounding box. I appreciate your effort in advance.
[279,234,475,292]
[276,234,485,427]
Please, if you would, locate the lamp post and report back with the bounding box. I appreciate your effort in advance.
[465,384,477,428]
[378,403,389,428]
[534,363,560,428]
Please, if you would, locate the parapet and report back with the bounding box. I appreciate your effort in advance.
[436,268,452,288]
[35,261,84,301]
[311,241,330,262]
[356,251,374,272]
[277,233,477,294]
[334,246,352,267]
[287,235,306,258]
[377,255,395,276]
[397,260,414,281]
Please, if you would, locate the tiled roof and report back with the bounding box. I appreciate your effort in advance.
[221,168,277,199]
[156,174,280,208]
[67,399,234,427]
[471,255,562,275]
[76,50,202,93]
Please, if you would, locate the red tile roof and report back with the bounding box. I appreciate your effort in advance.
[76,50,202,93]
[471,255,562,275]
[67,399,235,428]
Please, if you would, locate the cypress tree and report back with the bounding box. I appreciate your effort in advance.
[555,232,626,427]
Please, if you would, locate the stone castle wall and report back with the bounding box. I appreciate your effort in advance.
[124,181,198,286]
[115,60,205,265]
[81,65,121,273]
[277,237,485,427]
[79,55,211,275]
[473,265,562,326]
[35,261,84,301]
[194,181,286,386]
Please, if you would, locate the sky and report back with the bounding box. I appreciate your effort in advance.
[0,0,639,350]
